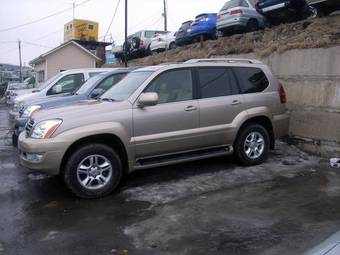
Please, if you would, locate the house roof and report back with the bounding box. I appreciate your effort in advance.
[29,40,101,65]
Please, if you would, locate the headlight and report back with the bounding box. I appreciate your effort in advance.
[31,119,62,139]
[22,105,41,118]
[13,101,24,112]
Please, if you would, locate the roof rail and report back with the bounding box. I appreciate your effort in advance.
[184,58,262,64]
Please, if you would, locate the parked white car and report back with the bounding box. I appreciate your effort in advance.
[10,68,114,120]
[150,31,177,54]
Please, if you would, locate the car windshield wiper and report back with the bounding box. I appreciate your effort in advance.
[101,98,116,102]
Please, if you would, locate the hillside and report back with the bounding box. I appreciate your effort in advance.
[111,14,340,66]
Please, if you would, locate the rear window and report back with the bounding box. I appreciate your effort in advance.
[221,0,248,10]
[196,14,208,20]
[198,67,240,98]
[233,67,269,94]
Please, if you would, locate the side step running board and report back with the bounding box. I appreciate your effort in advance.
[134,145,233,170]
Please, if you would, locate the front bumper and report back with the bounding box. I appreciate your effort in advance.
[9,110,19,121]
[18,132,67,175]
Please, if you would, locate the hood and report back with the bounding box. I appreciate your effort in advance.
[31,99,130,123]
[15,92,37,104]
[25,94,82,109]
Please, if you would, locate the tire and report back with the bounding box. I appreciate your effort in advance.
[12,133,18,147]
[246,19,259,32]
[234,124,270,166]
[169,42,176,50]
[63,144,123,199]
[309,5,325,17]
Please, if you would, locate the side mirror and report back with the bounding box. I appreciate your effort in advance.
[137,92,159,108]
[90,88,104,99]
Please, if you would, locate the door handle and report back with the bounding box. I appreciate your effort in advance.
[231,100,241,106]
[184,105,197,111]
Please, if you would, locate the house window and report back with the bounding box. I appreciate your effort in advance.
[37,70,44,83]
[88,24,94,30]
[70,24,73,29]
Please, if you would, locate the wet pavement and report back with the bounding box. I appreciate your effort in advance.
[1,104,340,255]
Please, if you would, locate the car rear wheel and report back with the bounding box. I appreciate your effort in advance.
[63,144,122,199]
[246,19,259,32]
[169,42,176,50]
[234,124,270,166]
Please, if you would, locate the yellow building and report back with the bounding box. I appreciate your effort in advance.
[64,19,99,42]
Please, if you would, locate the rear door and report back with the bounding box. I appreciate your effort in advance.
[133,68,200,158]
[196,67,246,147]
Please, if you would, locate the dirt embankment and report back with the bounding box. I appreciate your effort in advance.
[107,15,340,67]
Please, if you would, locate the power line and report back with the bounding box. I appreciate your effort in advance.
[104,0,121,39]
[0,0,92,33]
[21,41,54,49]
[0,41,17,44]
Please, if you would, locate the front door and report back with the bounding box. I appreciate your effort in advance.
[133,68,199,158]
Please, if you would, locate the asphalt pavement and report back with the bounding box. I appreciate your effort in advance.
[1,104,340,255]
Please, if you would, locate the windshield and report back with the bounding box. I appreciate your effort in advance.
[75,74,105,95]
[38,73,63,90]
[221,0,242,10]
[100,71,153,101]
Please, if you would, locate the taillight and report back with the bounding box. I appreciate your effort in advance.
[5,91,10,96]
[279,83,286,104]
[230,9,242,15]
[217,15,221,21]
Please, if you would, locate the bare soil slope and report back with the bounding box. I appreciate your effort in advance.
[111,15,340,66]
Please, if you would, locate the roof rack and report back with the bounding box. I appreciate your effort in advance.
[184,58,262,64]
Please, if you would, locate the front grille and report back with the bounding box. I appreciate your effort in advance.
[25,119,35,137]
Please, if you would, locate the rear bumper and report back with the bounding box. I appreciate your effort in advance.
[273,112,290,139]
[217,17,248,30]
[175,37,192,45]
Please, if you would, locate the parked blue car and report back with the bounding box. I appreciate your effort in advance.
[256,0,309,23]
[175,20,194,46]
[12,68,136,146]
[189,13,218,41]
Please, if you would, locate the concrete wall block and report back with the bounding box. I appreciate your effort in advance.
[289,110,340,143]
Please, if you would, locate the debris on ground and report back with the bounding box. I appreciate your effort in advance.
[330,158,340,168]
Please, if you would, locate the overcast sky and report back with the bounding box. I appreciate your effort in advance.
[0,0,226,66]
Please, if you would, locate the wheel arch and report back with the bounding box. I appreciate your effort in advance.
[60,133,129,176]
[235,116,275,150]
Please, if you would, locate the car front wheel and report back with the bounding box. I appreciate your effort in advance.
[63,144,123,198]
[234,124,270,166]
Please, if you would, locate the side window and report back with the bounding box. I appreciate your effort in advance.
[47,73,85,95]
[198,67,239,99]
[241,0,250,7]
[145,31,156,38]
[145,69,193,104]
[233,67,269,94]
[95,74,126,92]
[89,72,102,78]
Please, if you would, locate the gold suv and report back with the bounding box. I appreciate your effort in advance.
[19,58,289,198]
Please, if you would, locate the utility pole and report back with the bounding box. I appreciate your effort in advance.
[73,1,75,19]
[18,40,23,82]
[124,0,128,67]
[163,0,167,32]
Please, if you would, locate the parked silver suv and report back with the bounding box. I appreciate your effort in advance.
[217,0,267,35]
[18,58,289,198]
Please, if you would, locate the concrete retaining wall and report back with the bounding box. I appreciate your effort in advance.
[225,46,340,157]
